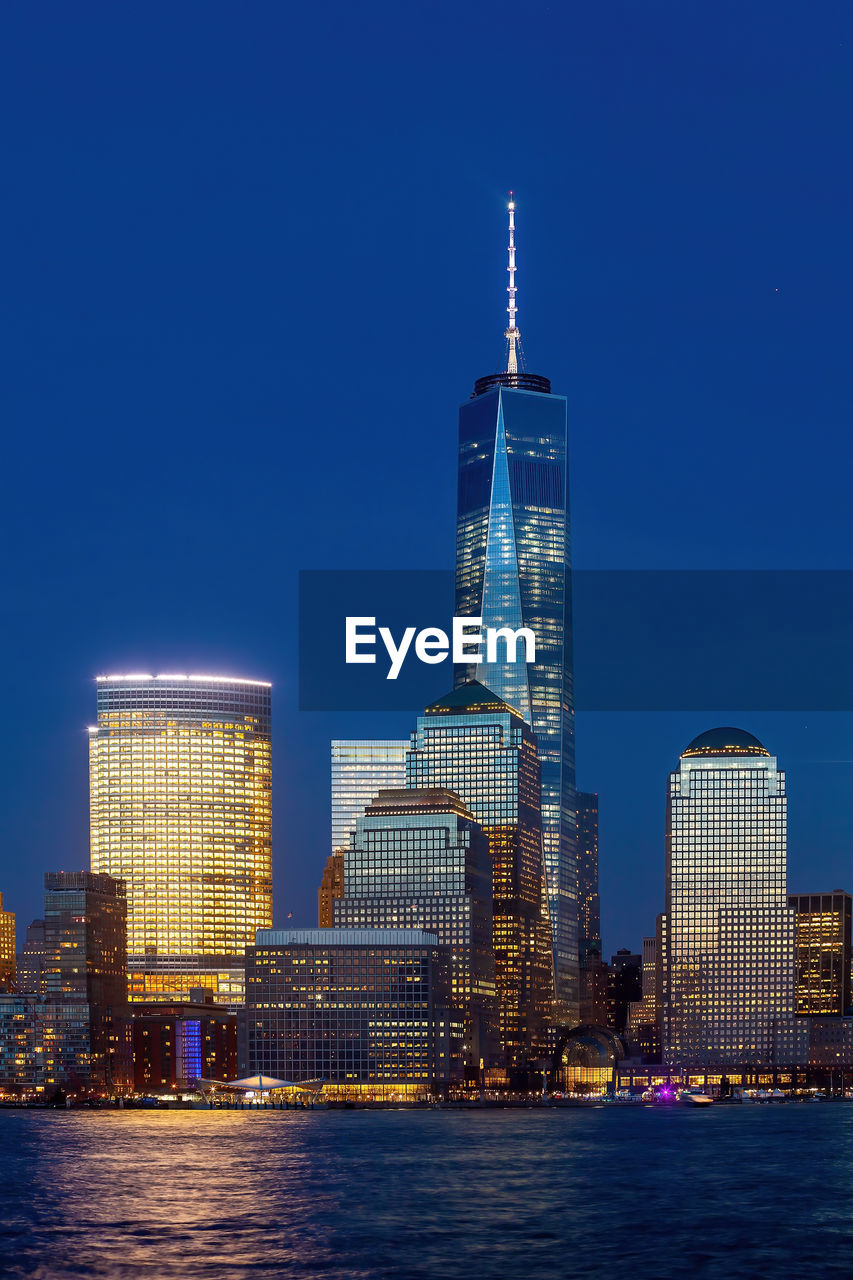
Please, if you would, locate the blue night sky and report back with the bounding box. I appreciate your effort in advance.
[2,2,853,953]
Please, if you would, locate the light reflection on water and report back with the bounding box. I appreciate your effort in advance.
[2,1106,853,1278]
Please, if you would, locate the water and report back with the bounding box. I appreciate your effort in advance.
[2,1105,852,1279]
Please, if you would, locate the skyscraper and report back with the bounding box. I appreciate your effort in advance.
[406,681,553,1069]
[89,674,273,1004]
[661,727,796,1067]
[0,894,14,992]
[455,197,576,1017]
[788,891,852,1016]
[43,871,128,1089]
[318,851,345,927]
[333,787,496,1073]
[577,793,600,965]
[330,740,407,854]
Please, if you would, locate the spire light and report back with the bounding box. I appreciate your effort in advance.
[505,191,520,375]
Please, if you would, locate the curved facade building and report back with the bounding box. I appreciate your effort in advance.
[89,674,272,1004]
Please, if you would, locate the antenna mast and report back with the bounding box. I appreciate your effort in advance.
[505,192,520,374]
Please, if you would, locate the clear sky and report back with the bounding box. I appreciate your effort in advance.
[2,1,853,953]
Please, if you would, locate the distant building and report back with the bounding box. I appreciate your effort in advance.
[0,894,14,992]
[627,935,661,1060]
[43,872,129,1090]
[0,995,41,1094]
[576,793,600,965]
[89,674,272,1004]
[661,728,796,1067]
[607,950,642,1037]
[788,892,852,1016]
[317,852,344,928]
[578,945,610,1027]
[330,740,407,855]
[15,919,47,998]
[333,787,496,1074]
[245,929,454,1100]
[406,681,554,1068]
[126,993,237,1092]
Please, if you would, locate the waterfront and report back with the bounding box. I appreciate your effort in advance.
[2,1107,853,1279]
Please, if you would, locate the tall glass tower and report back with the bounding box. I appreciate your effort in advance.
[89,674,273,1005]
[661,727,795,1067]
[455,196,576,1018]
[330,740,407,854]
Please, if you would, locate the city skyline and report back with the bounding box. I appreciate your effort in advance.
[3,6,853,1277]
[3,6,853,955]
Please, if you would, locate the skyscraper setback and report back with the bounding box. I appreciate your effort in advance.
[406,681,553,1067]
[455,197,577,1017]
[89,674,273,1005]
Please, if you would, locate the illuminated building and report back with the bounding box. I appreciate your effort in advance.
[43,871,129,1089]
[661,728,796,1067]
[126,993,237,1092]
[577,793,600,965]
[89,674,273,1004]
[406,681,553,1067]
[16,919,47,997]
[318,852,344,927]
[788,891,852,1016]
[0,995,41,1094]
[0,894,14,992]
[245,929,453,1099]
[331,740,407,855]
[455,197,576,1017]
[332,787,496,1074]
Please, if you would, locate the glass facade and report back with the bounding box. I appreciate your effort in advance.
[455,384,576,1017]
[333,787,496,1073]
[788,892,852,1016]
[89,674,273,1005]
[405,682,553,1068]
[330,740,407,854]
[245,929,453,1098]
[662,728,796,1067]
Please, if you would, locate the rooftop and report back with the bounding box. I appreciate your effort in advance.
[681,727,770,759]
[423,680,522,719]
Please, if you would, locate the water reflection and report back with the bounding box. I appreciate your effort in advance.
[2,1107,853,1278]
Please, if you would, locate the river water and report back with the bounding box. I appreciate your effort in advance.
[2,1104,851,1278]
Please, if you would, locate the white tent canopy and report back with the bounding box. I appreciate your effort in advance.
[208,1074,324,1093]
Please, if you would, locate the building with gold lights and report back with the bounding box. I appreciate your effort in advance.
[89,674,272,1004]
[0,893,15,992]
[788,891,852,1016]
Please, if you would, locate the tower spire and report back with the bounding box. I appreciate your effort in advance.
[505,191,520,374]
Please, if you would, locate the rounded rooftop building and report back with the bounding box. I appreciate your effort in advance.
[681,727,770,759]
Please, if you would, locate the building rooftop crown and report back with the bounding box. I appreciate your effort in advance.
[423,679,522,719]
[363,788,473,819]
[681,727,770,759]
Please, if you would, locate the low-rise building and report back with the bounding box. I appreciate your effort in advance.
[245,928,455,1099]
